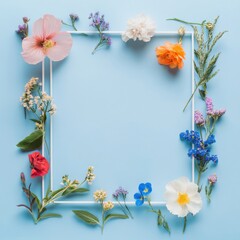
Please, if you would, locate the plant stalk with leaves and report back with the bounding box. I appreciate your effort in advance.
[18,172,92,224]
[168,17,227,111]
[112,187,133,219]
[134,183,170,234]
[180,97,225,191]
[17,77,56,152]
[73,190,128,233]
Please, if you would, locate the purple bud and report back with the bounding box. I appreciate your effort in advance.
[70,13,79,22]
[23,17,29,23]
[208,174,217,184]
[20,172,26,184]
[107,37,112,45]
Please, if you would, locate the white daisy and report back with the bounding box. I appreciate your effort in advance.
[122,15,156,42]
[164,177,202,217]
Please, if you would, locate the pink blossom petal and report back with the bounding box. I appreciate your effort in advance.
[32,18,44,38]
[46,32,72,61]
[43,14,61,38]
[22,37,45,64]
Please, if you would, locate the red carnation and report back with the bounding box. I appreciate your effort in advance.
[28,152,50,178]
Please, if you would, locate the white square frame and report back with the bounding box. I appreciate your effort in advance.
[41,30,195,207]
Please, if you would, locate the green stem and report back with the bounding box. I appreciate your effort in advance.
[92,40,103,55]
[183,82,201,112]
[183,216,187,233]
[197,170,202,190]
[101,202,105,234]
[167,18,204,26]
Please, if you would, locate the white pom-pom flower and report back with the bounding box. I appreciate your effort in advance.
[122,15,156,42]
[164,177,202,217]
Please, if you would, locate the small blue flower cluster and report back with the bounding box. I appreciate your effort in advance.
[134,182,152,206]
[180,130,218,164]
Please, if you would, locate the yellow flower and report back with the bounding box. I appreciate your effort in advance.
[93,190,107,202]
[103,201,114,211]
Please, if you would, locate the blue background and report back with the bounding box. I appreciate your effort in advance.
[0,0,239,239]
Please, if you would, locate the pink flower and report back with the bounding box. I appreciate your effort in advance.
[22,14,72,64]
[194,110,205,126]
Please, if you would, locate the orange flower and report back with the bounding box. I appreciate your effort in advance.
[156,42,185,69]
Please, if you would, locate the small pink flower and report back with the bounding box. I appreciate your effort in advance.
[208,174,217,184]
[22,14,72,64]
[194,110,205,126]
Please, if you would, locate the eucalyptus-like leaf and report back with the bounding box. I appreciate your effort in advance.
[73,210,100,225]
[39,213,62,220]
[62,188,89,196]
[104,213,128,223]
[163,220,171,234]
[16,130,43,151]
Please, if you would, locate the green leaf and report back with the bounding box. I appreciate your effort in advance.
[104,213,128,223]
[62,188,89,196]
[73,210,100,225]
[163,220,171,234]
[30,192,41,210]
[49,187,66,199]
[199,89,206,100]
[16,130,43,151]
[17,204,32,212]
[30,119,41,124]
[39,213,62,220]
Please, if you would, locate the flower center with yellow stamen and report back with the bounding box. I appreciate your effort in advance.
[177,193,190,205]
[42,39,55,51]
[143,188,148,193]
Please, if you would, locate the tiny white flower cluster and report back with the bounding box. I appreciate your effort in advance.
[122,15,156,42]
[20,77,56,115]
[85,166,95,184]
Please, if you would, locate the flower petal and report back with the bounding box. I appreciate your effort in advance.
[32,18,44,38]
[166,201,188,217]
[135,199,144,206]
[21,37,45,64]
[186,182,199,197]
[42,14,61,38]
[187,199,202,215]
[134,192,142,200]
[164,190,178,202]
[46,32,72,61]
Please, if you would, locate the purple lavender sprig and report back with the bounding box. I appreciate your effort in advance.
[113,187,133,219]
[89,12,111,54]
[62,13,79,31]
[16,17,30,39]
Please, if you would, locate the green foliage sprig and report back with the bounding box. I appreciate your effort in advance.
[73,190,128,233]
[17,77,56,151]
[168,17,227,111]
[18,173,90,224]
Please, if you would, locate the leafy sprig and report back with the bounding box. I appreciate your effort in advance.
[168,17,227,111]
[18,173,89,224]
[17,78,56,152]
[73,190,128,233]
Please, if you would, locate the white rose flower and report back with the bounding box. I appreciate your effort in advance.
[164,177,202,217]
[122,15,156,42]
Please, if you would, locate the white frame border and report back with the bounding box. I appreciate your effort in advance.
[41,30,195,206]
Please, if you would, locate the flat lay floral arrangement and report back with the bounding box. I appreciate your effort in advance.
[16,12,226,235]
